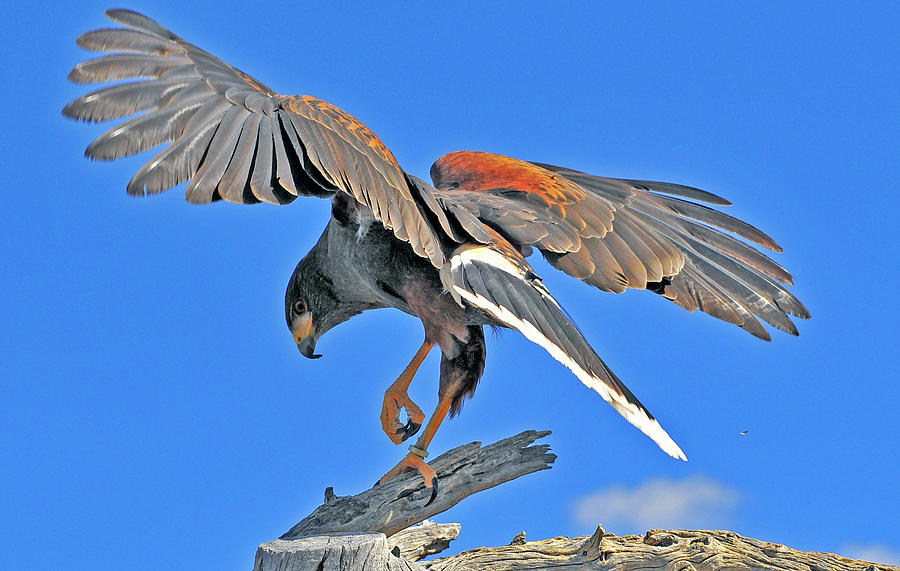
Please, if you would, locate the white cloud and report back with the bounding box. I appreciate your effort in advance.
[840,543,900,566]
[572,475,742,533]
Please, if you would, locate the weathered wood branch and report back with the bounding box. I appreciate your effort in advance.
[254,525,897,571]
[424,526,898,570]
[280,430,555,539]
[255,428,896,570]
[389,521,461,561]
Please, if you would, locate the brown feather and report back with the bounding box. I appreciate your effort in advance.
[602,229,648,289]
[218,114,261,203]
[611,216,665,284]
[431,151,807,339]
[66,10,496,272]
[248,117,278,204]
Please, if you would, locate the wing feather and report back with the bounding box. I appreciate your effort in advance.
[618,214,681,279]
[433,151,808,338]
[602,230,649,289]
[624,178,732,206]
[672,218,793,284]
[63,72,198,123]
[628,201,809,319]
[104,8,179,37]
[219,113,261,203]
[76,27,174,54]
[653,194,782,252]
[447,239,686,460]
[68,53,192,83]
[84,91,213,160]
[248,116,278,204]
[127,111,221,196]
[186,107,250,203]
[66,9,490,269]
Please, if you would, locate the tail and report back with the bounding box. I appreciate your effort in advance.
[446,242,687,461]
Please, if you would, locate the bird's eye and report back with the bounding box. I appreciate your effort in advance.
[292,300,307,315]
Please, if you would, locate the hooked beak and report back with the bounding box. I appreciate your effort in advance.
[292,313,322,359]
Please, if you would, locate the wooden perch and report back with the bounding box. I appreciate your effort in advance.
[424,526,899,570]
[254,428,896,570]
[280,429,555,539]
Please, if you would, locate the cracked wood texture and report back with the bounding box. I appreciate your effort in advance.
[280,430,555,540]
[389,521,461,561]
[254,429,895,570]
[424,527,899,570]
[253,533,425,571]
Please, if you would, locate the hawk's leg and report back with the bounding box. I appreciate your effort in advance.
[376,395,451,505]
[380,339,434,444]
[377,327,485,505]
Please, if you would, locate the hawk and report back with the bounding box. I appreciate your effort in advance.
[64,10,808,504]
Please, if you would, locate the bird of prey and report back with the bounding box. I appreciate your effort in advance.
[64,10,808,500]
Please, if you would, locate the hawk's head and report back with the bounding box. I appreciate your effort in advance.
[284,253,339,359]
[285,249,379,359]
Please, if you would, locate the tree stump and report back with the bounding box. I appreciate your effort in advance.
[253,533,424,571]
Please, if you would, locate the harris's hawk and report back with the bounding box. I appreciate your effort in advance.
[64,10,808,502]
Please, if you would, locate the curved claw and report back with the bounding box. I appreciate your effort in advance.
[382,392,426,445]
[425,476,439,507]
[395,420,422,442]
[377,452,437,499]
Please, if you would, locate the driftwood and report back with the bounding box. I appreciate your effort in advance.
[280,430,555,539]
[424,526,899,570]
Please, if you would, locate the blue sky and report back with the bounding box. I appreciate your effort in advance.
[2,1,898,569]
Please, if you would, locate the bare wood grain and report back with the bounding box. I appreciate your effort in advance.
[424,526,899,570]
[253,533,425,571]
[256,429,895,570]
[389,521,462,561]
[280,430,555,540]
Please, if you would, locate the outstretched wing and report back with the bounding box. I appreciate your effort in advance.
[433,151,809,340]
[64,9,478,267]
[444,230,686,460]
